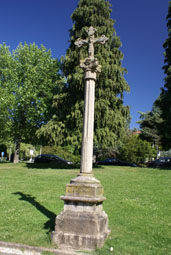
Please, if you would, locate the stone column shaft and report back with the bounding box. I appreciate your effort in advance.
[80,71,96,174]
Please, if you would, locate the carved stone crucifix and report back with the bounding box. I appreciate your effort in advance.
[75,26,108,60]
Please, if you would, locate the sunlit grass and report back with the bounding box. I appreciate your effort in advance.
[0,163,171,254]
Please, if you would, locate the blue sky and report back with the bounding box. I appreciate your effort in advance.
[0,0,169,129]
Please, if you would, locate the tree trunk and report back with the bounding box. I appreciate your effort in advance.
[13,140,21,163]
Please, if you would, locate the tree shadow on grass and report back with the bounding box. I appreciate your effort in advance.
[148,165,171,170]
[26,162,80,170]
[25,162,103,170]
[13,192,56,234]
[158,167,171,171]
[0,161,12,164]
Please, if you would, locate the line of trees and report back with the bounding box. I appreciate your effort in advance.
[1,0,131,163]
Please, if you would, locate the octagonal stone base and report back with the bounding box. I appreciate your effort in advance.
[52,174,110,251]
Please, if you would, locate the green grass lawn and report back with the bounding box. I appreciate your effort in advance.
[0,163,171,255]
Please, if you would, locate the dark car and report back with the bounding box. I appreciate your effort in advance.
[34,154,73,165]
[96,158,136,167]
[147,157,171,168]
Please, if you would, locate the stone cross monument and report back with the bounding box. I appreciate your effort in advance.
[75,26,108,175]
[52,27,110,251]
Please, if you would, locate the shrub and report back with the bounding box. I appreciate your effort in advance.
[119,134,156,166]
[41,146,80,164]
[19,143,39,160]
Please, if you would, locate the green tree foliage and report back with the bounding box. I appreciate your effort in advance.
[0,42,63,162]
[38,0,130,152]
[138,102,163,146]
[119,133,156,166]
[157,1,171,149]
[0,44,14,144]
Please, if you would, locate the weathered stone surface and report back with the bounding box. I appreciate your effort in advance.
[71,174,100,183]
[65,182,104,198]
[64,174,105,201]
[52,201,110,251]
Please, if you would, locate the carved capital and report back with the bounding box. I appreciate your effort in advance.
[80,57,101,73]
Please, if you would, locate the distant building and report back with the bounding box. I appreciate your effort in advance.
[132,129,141,135]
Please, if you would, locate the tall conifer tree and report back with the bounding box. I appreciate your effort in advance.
[138,102,162,146]
[157,1,171,149]
[39,0,130,151]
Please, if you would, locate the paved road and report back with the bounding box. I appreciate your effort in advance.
[0,253,21,255]
[0,241,91,255]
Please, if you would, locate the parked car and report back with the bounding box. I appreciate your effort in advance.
[34,154,73,165]
[96,158,136,167]
[147,157,171,168]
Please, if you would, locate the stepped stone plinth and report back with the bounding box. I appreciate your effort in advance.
[52,174,110,250]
